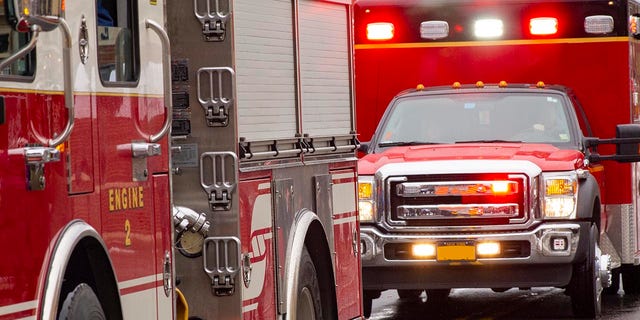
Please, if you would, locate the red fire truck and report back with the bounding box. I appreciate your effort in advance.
[354,0,640,318]
[0,0,362,319]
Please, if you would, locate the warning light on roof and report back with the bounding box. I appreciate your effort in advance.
[474,19,504,38]
[498,81,508,88]
[536,81,546,88]
[530,17,558,35]
[476,81,485,88]
[367,22,394,40]
[416,84,425,91]
[585,15,614,34]
[452,82,461,89]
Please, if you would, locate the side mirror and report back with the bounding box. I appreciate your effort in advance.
[585,124,640,163]
[358,141,370,153]
[6,0,64,32]
[357,141,370,158]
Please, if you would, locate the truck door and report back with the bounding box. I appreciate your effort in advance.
[93,0,171,316]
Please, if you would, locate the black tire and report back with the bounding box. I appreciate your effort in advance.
[603,268,620,295]
[397,289,422,302]
[296,246,322,320]
[363,295,373,319]
[569,224,602,318]
[622,265,640,294]
[425,288,451,305]
[59,283,106,320]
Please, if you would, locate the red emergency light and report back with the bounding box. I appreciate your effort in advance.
[367,22,394,40]
[529,17,558,35]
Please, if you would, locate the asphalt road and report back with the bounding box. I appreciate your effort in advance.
[369,285,640,319]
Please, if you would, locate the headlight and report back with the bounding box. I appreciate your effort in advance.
[358,177,376,223]
[541,172,578,219]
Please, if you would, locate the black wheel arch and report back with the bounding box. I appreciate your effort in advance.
[304,220,338,320]
[576,173,601,227]
[60,236,123,320]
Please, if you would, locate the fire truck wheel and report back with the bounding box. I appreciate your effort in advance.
[397,289,422,301]
[621,265,640,294]
[296,246,322,320]
[59,283,106,320]
[569,224,601,318]
[425,288,451,304]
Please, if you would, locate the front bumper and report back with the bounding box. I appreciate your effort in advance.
[360,222,590,290]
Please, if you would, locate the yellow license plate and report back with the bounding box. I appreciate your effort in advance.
[436,242,476,261]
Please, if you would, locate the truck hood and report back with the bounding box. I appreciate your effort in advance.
[358,143,585,175]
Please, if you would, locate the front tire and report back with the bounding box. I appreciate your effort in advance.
[426,288,451,305]
[296,246,322,320]
[569,224,602,318]
[397,289,422,302]
[59,283,106,320]
[622,265,640,294]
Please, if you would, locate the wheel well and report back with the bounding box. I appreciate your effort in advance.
[304,220,338,320]
[59,237,123,320]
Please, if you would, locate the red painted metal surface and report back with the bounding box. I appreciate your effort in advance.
[0,91,169,316]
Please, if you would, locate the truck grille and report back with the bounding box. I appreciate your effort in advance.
[388,173,529,227]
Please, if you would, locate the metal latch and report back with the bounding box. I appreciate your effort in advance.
[194,0,229,42]
[203,237,241,296]
[131,142,161,158]
[25,146,61,191]
[197,67,235,127]
[200,151,237,211]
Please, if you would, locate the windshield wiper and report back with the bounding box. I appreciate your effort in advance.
[455,139,522,144]
[378,141,440,147]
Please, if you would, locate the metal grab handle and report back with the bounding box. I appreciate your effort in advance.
[0,24,40,71]
[0,19,74,148]
[145,19,172,143]
[48,18,74,147]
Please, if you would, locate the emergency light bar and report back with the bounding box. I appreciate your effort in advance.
[367,22,394,40]
[530,17,558,35]
[585,15,614,34]
[474,19,503,38]
[421,21,449,39]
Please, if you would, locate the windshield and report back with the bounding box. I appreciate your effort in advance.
[376,92,574,147]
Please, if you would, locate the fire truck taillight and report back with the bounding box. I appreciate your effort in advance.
[420,21,449,39]
[367,22,394,40]
[529,17,558,36]
[584,15,614,34]
[474,19,503,38]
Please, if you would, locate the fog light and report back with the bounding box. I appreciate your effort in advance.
[551,237,567,251]
[477,242,501,256]
[412,243,436,258]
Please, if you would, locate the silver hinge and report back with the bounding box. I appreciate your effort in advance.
[197,67,235,127]
[25,146,61,191]
[194,0,229,42]
[203,237,241,296]
[200,151,237,211]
